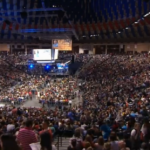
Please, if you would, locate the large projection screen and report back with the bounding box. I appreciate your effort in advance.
[33,49,51,60]
[52,39,72,50]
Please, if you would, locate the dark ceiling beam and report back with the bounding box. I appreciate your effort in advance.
[0,8,63,13]
[0,14,58,18]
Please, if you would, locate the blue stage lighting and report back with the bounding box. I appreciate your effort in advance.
[65,64,69,69]
[46,65,50,69]
[29,64,34,69]
[45,65,50,71]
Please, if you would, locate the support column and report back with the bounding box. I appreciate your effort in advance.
[10,45,12,54]
[89,44,94,54]
[93,47,96,54]
[105,45,107,54]
[25,45,27,55]
[133,44,136,55]
[119,45,121,53]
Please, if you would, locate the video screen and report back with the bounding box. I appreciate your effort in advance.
[56,63,65,69]
[33,49,51,60]
[52,39,72,50]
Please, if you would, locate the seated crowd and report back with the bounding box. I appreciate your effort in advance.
[0,54,77,106]
[0,53,150,150]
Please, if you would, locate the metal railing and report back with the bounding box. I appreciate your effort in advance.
[54,131,74,150]
[55,136,63,150]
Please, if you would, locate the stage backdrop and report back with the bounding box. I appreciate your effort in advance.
[52,39,72,51]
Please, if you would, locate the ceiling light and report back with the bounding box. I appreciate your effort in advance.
[134,22,138,24]
[126,27,128,29]
[144,12,150,17]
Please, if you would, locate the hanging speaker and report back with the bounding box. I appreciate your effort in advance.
[71,55,74,64]
[57,10,65,18]
[20,12,27,19]
[5,20,11,25]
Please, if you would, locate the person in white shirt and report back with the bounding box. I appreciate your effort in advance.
[30,131,56,150]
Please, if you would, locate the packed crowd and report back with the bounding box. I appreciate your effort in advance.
[0,53,150,150]
[75,54,150,150]
[0,74,77,107]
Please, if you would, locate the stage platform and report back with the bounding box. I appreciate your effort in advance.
[48,72,69,77]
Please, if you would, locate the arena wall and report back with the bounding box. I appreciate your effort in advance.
[0,44,10,51]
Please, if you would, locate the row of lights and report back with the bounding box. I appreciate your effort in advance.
[116,17,145,34]
[82,11,150,37]
[82,34,99,37]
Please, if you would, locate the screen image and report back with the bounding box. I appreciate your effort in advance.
[52,39,72,50]
[33,49,51,60]
[56,63,68,69]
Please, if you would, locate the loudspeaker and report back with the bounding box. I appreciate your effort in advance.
[5,20,11,25]
[57,10,65,18]
[63,17,68,23]
[20,12,27,19]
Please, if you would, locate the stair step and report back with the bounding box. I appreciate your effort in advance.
[54,137,70,150]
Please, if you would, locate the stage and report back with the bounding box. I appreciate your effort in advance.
[47,72,69,77]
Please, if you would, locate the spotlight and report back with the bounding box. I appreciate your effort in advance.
[46,65,50,69]
[29,64,34,69]
[45,65,50,71]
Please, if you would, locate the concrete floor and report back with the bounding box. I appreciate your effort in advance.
[22,95,82,108]
[22,96,42,108]
[0,95,82,109]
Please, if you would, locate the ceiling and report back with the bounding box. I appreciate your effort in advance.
[0,0,150,43]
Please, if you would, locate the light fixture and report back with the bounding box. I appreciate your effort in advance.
[144,12,150,17]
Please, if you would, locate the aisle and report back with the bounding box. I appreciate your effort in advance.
[22,96,41,108]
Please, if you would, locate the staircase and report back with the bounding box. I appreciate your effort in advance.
[75,57,93,77]
[54,137,70,150]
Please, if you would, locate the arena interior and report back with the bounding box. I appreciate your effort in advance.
[0,0,150,150]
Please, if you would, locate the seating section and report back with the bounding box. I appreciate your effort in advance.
[0,0,150,40]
